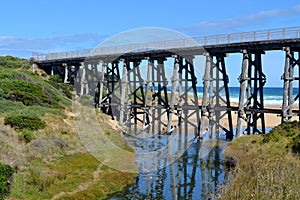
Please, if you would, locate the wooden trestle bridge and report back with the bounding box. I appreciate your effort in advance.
[33,27,300,140]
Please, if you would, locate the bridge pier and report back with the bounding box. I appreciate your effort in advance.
[119,59,128,124]
[236,50,249,137]
[282,47,300,122]
[167,56,179,134]
[236,50,266,136]
[97,62,107,111]
[79,62,90,96]
[200,53,233,140]
[150,58,169,132]
[63,63,69,83]
[142,58,153,130]
[105,61,121,116]
[177,56,200,137]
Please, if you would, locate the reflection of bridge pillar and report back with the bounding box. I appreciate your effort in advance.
[282,47,300,122]
[237,50,266,136]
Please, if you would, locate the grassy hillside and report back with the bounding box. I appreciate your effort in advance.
[0,56,136,199]
[221,121,300,200]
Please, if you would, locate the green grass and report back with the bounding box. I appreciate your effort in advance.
[0,99,64,117]
[10,153,135,200]
[220,121,300,200]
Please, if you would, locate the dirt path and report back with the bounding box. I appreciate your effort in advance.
[51,162,104,200]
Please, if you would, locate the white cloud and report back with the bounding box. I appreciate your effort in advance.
[294,4,300,11]
[0,33,108,57]
[178,6,300,36]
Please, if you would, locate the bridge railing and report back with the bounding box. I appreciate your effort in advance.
[32,26,300,62]
[199,26,300,45]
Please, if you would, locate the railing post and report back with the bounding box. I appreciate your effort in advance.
[254,32,256,41]
[268,31,270,40]
[283,28,286,39]
[227,34,231,44]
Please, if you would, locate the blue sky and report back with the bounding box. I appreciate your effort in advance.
[1,0,300,86]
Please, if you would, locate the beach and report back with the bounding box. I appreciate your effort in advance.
[126,104,299,135]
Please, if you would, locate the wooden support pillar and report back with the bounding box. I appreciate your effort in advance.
[200,54,211,138]
[120,60,128,124]
[236,50,249,137]
[63,63,69,83]
[288,52,295,121]
[282,48,300,122]
[98,62,107,111]
[153,58,169,132]
[167,56,179,134]
[237,51,266,136]
[200,53,233,140]
[142,58,152,130]
[80,62,89,95]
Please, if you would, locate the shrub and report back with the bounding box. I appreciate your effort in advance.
[262,131,282,143]
[0,164,13,177]
[49,81,73,99]
[291,134,300,154]
[0,56,23,69]
[0,163,14,199]
[22,129,36,143]
[0,68,70,108]
[4,114,46,131]
[49,74,63,83]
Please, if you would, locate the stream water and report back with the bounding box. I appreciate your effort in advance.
[111,129,229,200]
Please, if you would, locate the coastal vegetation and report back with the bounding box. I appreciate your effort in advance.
[221,121,300,199]
[0,56,136,199]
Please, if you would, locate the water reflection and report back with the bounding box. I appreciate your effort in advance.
[112,129,227,200]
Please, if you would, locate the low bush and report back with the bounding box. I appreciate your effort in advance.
[22,129,36,143]
[291,134,300,154]
[0,56,24,69]
[0,69,70,108]
[48,74,63,83]
[0,163,14,199]
[4,114,46,131]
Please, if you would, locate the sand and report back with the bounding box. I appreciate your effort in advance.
[127,105,299,134]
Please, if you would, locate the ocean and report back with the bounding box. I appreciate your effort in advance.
[147,86,299,106]
[196,87,299,106]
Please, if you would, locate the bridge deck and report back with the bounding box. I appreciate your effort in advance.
[33,26,300,65]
